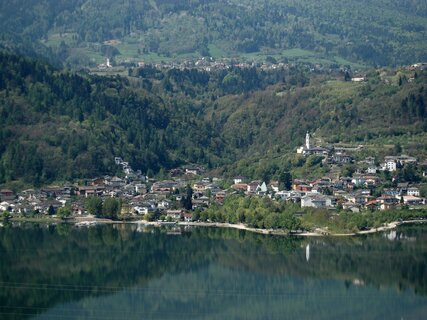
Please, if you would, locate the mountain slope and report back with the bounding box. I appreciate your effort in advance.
[0,52,426,186]
[0,52,226,185]
[0,0,426,67]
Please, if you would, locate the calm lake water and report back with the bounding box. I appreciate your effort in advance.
[0,223,427,319]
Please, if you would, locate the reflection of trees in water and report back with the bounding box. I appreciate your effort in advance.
[0,224,426,319]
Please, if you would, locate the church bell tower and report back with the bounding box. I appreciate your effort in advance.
[305,132,310,149]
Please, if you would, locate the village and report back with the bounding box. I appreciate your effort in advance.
[1,132,426,224]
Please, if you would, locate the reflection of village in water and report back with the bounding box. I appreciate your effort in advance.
[384,229,416,242]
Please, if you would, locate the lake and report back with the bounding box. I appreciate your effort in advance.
[0,222,426,319]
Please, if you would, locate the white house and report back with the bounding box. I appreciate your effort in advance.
[301,195,334,208]
[367,167,378,174]
[382,159,397,172]
[399,195,423,206]
[256,182,268,194]
[407,187,420,197]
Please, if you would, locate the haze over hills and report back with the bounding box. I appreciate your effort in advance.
[0,0,426,67]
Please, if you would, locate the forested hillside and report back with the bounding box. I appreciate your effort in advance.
[0,52,228,186]
[0,51,426,187]
[0,0,426,67]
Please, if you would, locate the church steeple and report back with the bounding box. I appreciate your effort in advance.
[305,131,310,149]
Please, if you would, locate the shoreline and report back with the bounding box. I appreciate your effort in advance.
[7,216,427,237]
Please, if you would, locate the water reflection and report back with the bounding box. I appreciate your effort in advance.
[0,223,426,319]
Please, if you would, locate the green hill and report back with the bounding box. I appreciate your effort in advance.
[0,0,426,67]
[0,52,228,186]
[0,51,426,187]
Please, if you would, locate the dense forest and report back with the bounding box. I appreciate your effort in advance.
[0,0,426,67]
[0,51,229,185]
[0,50,426,187]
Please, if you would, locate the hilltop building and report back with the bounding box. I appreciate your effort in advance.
[297,132,329,156]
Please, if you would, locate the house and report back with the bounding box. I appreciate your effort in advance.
[381,155,417,172]
[90,178,105,186]
[297,132,330,156]
[397,155,417,165]
[365,200,378,211]
[0,201,13,212]
[134,184,147,194]
[301,195,334,208]
[383,188,400,196]
[183,213,193,222]
[382,159,398,171]
[108,177,125,188]
[342,202,361,213]
[332,152,352,164]
[41,186,65,198]
[363,175,380,187]
[256,182,268,194]
[364,157,376,165]
[151,181,178,192]
[76,186,105,197]
[193,183,208,193]
[72,203,85,215]
[233,176,246,184]
[158,200,171,209]
[333,189,348,198]
[247,181,261,193]
[367,167,378,174]
[215,192,226,203]
[192,196,210,209]
[276,190,303,202]
[185,168,200,175]
[407,187,420,197]
[397,183,409,195]
[346,192,367,205]
[377,196,398,210]
[14,204,32,215]
[269,181,279,193]
[399,195,423,206]
[304,147,329,157]
[351,176,366,187]
[133,206,152,215]
[166,210,183,221]
[232,183,248,191]
[205,183,221,193]
[0,189,14,201]
[295,184,313,192]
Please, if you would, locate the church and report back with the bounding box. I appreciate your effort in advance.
[296,132,329,156]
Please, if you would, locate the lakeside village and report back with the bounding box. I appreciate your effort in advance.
[1,133,427,225]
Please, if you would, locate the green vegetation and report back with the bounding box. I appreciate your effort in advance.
[0,0,426,67]
[198,196,302,231]
[1,51,427,188]
[199,195,427,234]
[85,197,121,219]
[57,206,72,219]
[302,208,427,233]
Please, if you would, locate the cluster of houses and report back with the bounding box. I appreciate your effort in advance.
[228,174,424,213]
[0,148,426,220]
[291,179,423,212]
[297,132,357,164]
[0,159,226,223]
[135,56,291,73]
